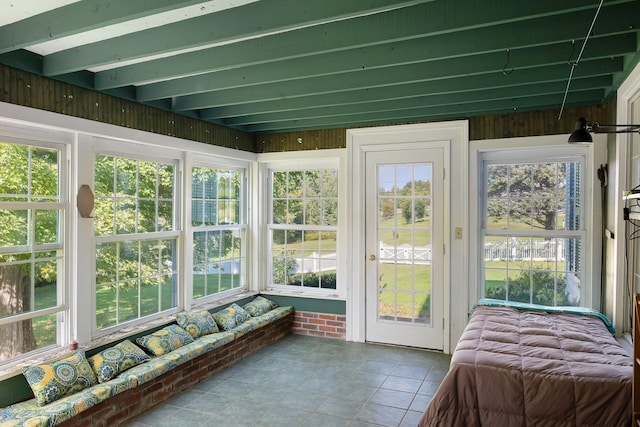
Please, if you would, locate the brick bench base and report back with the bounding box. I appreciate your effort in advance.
[57,313,293,427]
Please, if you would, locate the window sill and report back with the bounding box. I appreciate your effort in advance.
[0,291,260,382]
[262,287,345,301]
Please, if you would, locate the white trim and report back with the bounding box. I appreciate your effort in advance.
[257,149,347,300]
[0,102,256,162]
[613,61,640,334]
[469,134,605,311]
[347,121,468,353]
[0,102,258,359]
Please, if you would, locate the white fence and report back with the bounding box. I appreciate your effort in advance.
[484,239,565,262]
[379,243,432,264]
[376,239,565,265]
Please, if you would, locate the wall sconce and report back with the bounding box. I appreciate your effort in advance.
[568,117,640,144]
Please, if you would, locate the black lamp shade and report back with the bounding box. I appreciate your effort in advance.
[568,117,593,144]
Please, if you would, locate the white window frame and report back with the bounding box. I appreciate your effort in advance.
[0,123,72,367]
[258,149,347,299]
[185,154,250,309]
[90,137,184,338]
[469,135,606,310]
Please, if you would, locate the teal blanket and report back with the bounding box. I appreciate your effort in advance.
[473,298,615,334]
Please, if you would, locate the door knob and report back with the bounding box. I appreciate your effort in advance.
[368,254,376,261]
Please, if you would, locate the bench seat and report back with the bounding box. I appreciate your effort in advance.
[0,306,293,427]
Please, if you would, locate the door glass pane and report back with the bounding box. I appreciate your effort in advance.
[377,163,432,325]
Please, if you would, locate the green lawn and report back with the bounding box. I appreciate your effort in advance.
[378,263,431,321]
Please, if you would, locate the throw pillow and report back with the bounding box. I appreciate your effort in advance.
[136,325,194,356]
[23,352,98,406]
[88,339,151,383]
[212,303,251,331]
[243,296,279,317]
[176,310,219,338]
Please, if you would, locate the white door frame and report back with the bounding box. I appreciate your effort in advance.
[347,121,469,354]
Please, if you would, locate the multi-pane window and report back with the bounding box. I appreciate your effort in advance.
[0,141,65,363]
[269,169,338,289]
[94,154,178,331]
[191,167,245,299]
[482,157,584,306]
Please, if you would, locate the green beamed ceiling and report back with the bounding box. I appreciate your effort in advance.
[0,0,639,133]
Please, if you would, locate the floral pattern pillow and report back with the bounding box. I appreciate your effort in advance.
[136,325,194,356]
[23,352,98,406]
[243,296,278,317]
[176,310,219,338]
[212,303,251,331]
[88,339,150,383]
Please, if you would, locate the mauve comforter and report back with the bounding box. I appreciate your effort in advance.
[419,306,632,427]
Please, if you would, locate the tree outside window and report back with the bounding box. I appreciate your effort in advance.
[483,160,582,306]
[269,169,338,290]
[0,141,64,362]
[191,167,245,300]
[93,155,178,331]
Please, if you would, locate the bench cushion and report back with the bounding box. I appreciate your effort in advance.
[136,325,194,356]
[176,310,219,338]
[23,352,98,406]
[88,339,150,383]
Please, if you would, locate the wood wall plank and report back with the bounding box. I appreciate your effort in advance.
[255,103,614,152]
[1,64,614,154]
[0,64,254,152]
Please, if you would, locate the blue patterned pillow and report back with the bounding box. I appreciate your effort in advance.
[243,296,278,317]
[88,339,150,383]
[176,310,219,338]
[23,352,98,406]
[212,303,251,331]
[136,325,194,356]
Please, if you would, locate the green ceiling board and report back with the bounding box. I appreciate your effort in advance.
[224,76,612,126]
[0,0,205,54]
[0,49,42,74]
[198,59,621,119]
[42,0,433,76]
[173,54,622,112]
[136,32,635,101]
[199,58,621,120]
[242,90,604,133]
[94,0,637,90]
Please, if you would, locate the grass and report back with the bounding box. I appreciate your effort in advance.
[378,263,431,320]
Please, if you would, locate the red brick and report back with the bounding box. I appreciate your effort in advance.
[326,320,344,327]
[302,323,319,330]
[308,318,326,325]
[318,313,337,320]
[301,312,318,318]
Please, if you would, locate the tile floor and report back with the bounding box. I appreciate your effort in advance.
[125,334,451,427]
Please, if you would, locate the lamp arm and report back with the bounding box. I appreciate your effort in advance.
[591,123,640,133]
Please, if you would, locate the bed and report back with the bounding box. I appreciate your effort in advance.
[419,299,632,427]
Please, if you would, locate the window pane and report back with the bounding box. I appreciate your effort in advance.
[95,153,178,330]
[0,210,28,245]
[30,147,59,198]
[0,312,57,363]
[483,159,583,307]
[191,166,245,301]
[0,142,29,199]
[0,141,65,362]
[269,167,339,289]
[0,144,64,363]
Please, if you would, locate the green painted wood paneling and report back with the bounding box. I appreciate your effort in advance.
[264,295,346,315]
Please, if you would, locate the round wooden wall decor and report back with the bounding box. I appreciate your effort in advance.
[77,184,94,218]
